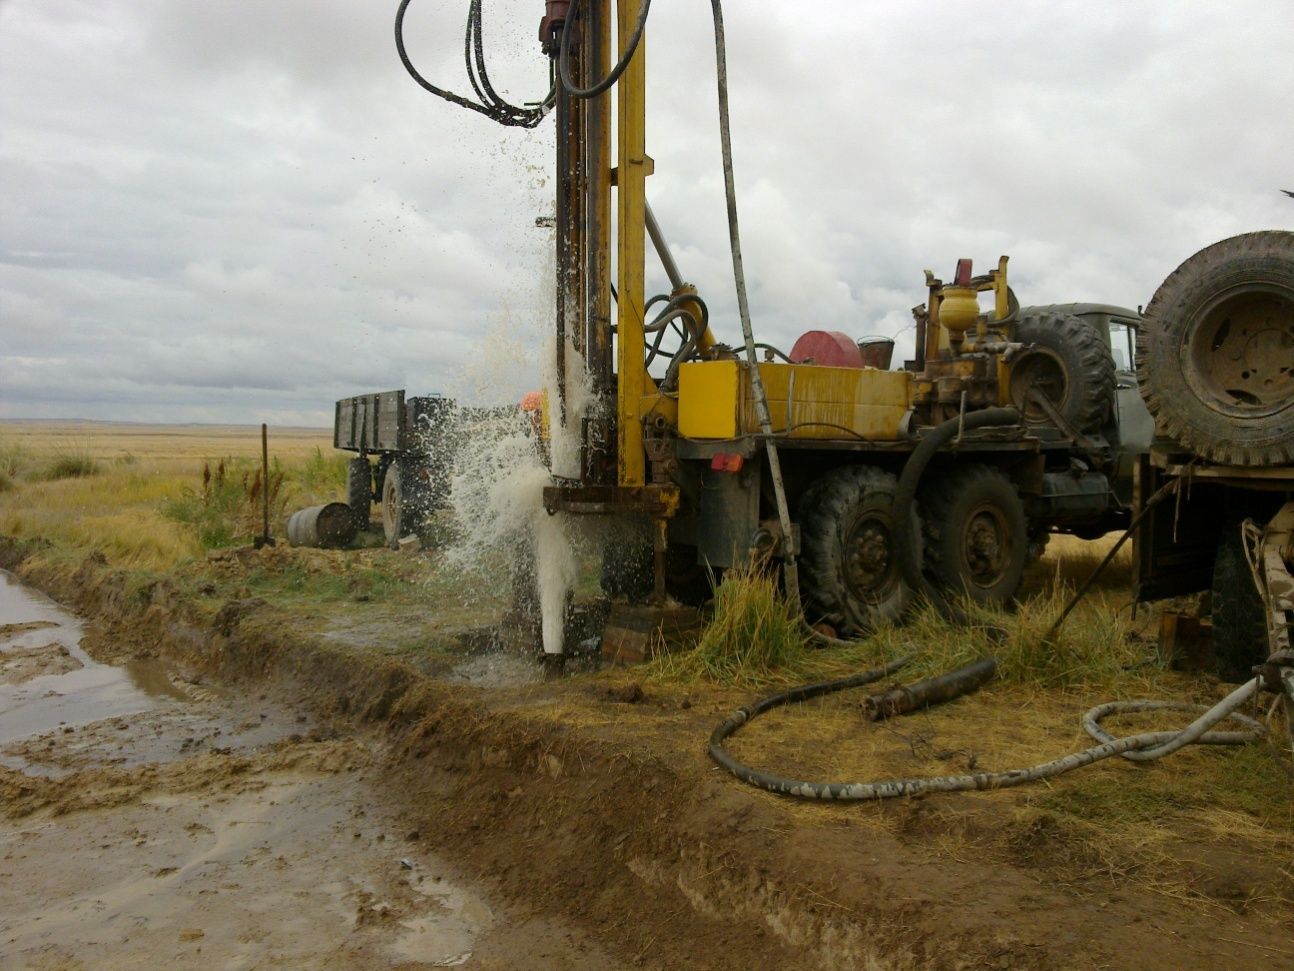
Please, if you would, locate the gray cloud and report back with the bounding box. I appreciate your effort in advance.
[2,0,1292,425]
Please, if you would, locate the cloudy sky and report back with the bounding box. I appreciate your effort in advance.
[2,0,1291,426]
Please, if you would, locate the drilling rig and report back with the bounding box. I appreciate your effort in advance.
[392,0,1151,656]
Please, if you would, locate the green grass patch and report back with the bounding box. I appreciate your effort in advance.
[240,562,419,606]
[653,569,1152,692]
[162,457,286,549]
[297,446,349,495]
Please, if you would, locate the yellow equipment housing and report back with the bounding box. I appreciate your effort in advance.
[677,361,912,442]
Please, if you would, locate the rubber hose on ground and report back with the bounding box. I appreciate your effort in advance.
[708,669,1267,801]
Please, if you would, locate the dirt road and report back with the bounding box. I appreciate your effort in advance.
[0,573,623,971]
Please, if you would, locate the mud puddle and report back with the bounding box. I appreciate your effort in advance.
[0,573,628,970]
[0,570,195,775]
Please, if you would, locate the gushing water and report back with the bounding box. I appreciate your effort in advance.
[440,325,598,656]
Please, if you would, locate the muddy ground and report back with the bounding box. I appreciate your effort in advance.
[0,570,623,971]
[2,541,1292,970]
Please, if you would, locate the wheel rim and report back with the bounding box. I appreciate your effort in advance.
[842,512,898,605]
[1185,285,1294,417]
[1009,349,1069,422]
[382,470,400,537]
[959,502,1010,591]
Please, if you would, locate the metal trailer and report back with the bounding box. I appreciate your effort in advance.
[333,390,455,547]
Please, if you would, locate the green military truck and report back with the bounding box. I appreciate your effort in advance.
[1133,231,1294,679]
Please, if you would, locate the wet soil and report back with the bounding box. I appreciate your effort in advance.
[0,571,623,970]
[2,543,1292,970]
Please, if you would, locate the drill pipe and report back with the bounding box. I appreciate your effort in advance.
[862,657,998,721]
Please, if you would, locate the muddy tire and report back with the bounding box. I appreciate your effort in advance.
[381,457,431,547]
[799,465,916,636]
[1211,522,1269,682]
[346,458,373,525]
[1008,312,1115,433]
[1138,231,1294,466]
[921,464,1028,606]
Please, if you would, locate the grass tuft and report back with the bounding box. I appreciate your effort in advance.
[43,451,100,480]
[656,563,808,686]
[860,587,1151,690]
[0,440,33,486]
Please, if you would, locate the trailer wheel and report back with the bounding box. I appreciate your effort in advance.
[1211,522,1269,682]
[799,465,916,636]
[381,457,432,547]
[347,458,373,526]
[1008,312,1115,433]
[921,464,1028,605]
[1138,231,1294,466]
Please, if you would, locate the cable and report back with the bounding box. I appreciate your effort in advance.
[558,0,653,99]
[395,0,552,128]
[709,667,1268,801]
[706,0,800,608]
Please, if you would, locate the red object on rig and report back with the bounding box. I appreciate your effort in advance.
[538,0,571,53]
[709,453,744,473]
[788,330,865,368]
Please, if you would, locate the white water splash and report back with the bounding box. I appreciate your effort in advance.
[441,320,599,656]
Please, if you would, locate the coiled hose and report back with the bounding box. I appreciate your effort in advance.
[709,666,1268,801]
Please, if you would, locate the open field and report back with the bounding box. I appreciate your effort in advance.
[2,420,1292,969]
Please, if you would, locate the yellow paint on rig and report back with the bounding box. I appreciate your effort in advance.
[615,0,649,487]
[677,361,911,441]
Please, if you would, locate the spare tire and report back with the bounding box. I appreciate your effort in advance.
[1138,231,1294,466]
[1008,312,1114,433]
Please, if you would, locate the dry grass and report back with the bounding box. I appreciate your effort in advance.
[0,421,335,571]
[638,525,1292,911]
[656,563,808,686]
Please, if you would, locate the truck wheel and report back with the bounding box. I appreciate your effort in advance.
[799,465,916,636]
[1008,312,1115,433]
[921,464,1028,606]
[1211,522,1268,682]
[1138,231,1294,466]
[381,458,431,547]
[347,458,373,526]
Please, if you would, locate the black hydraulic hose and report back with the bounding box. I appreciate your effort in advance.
[395,0,551,128]
[558,0,652,99]
[709,663,1266,801]
[708,657,912,796]
[752,342,793,363]
[891,407,1021,604]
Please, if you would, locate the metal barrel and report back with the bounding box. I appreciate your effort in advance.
[857,336,895,370]
[286,503,359,549]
